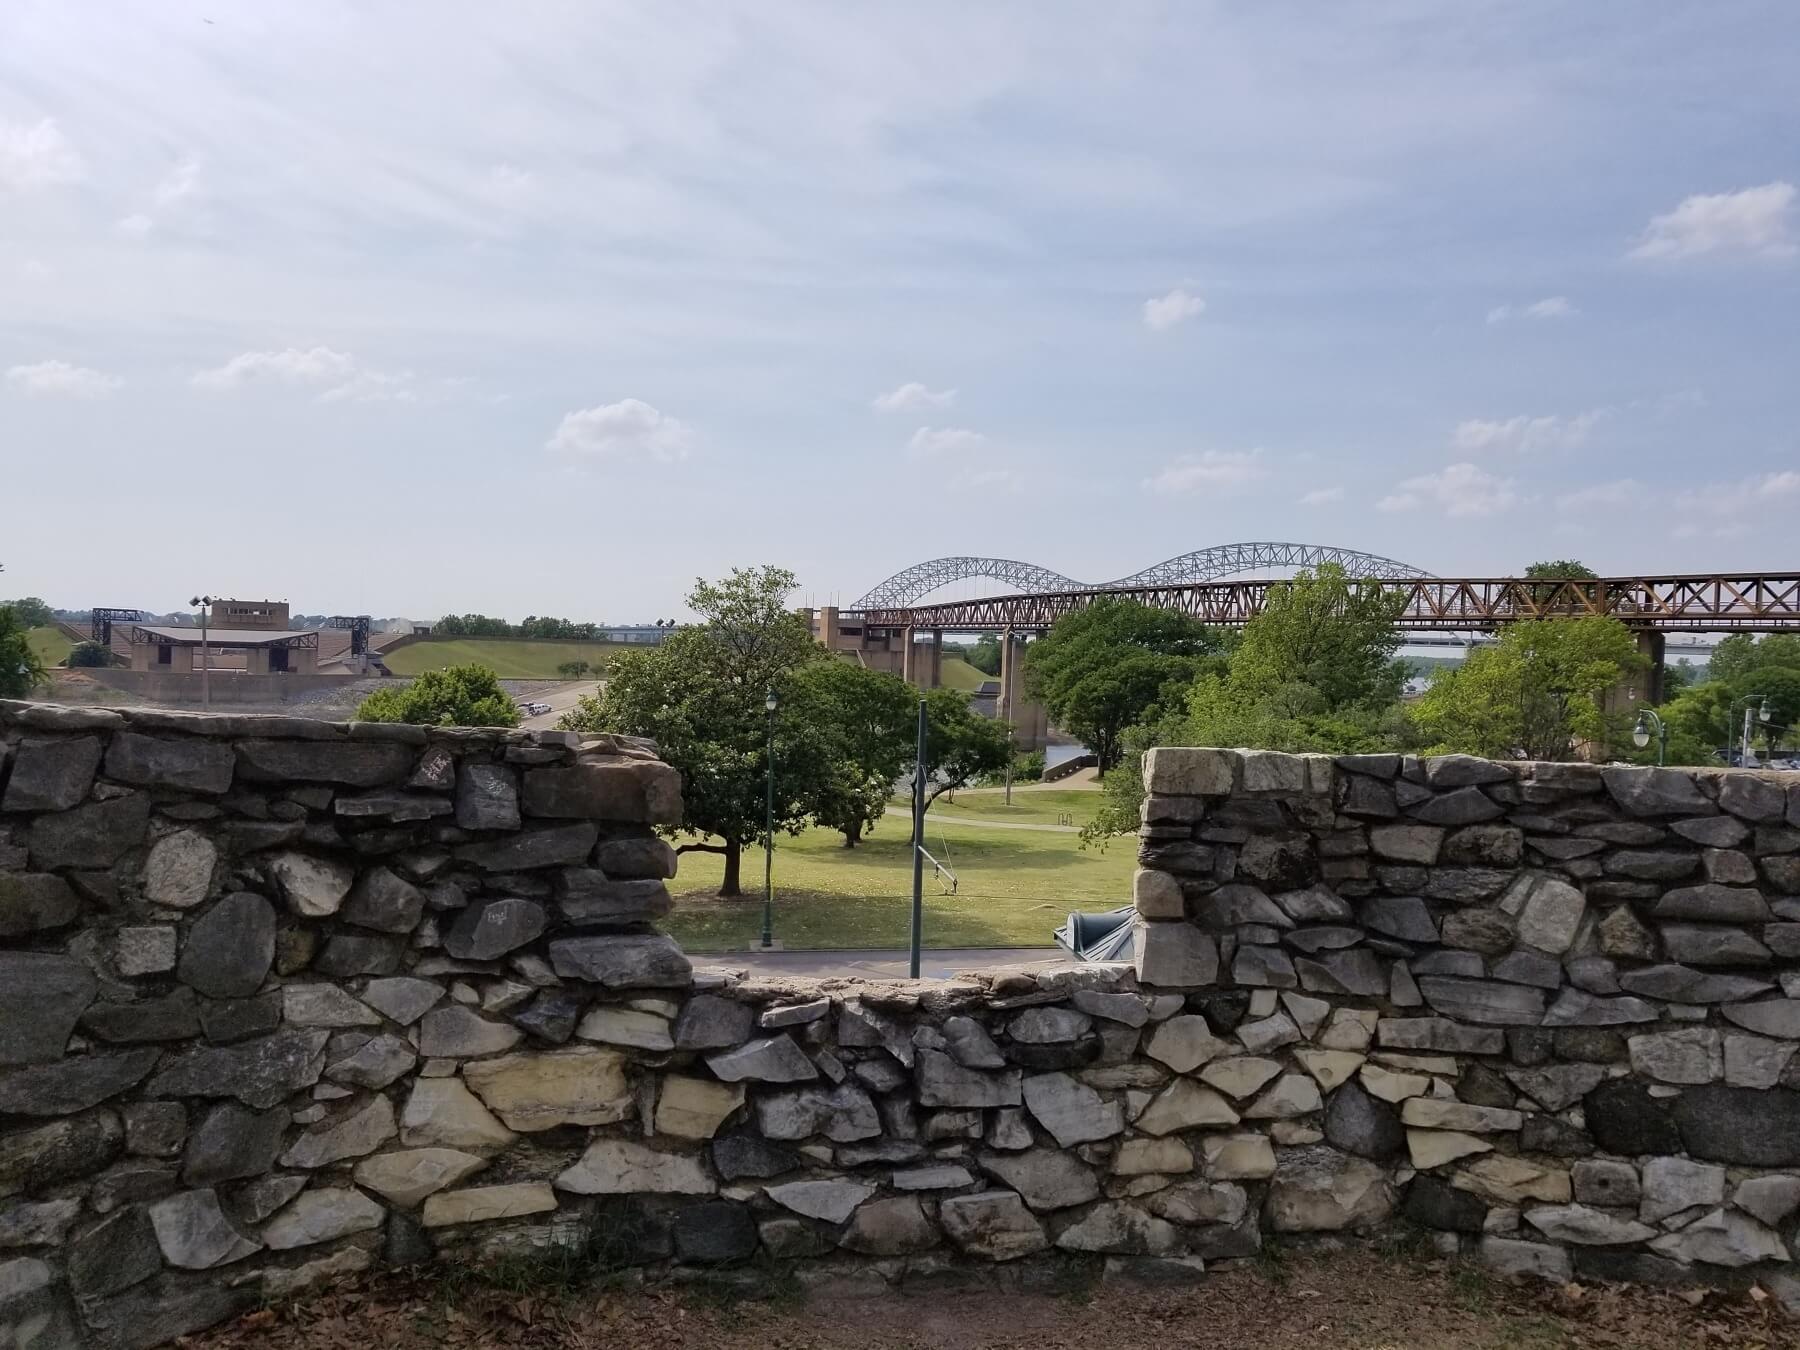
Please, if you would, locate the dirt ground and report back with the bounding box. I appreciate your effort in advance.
[189,1247,1799,1350]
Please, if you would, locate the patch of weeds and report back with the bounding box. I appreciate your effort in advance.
[1496,1313,1571,1348]
[1051,1254,1104,1306]
[1374,1221,1435,1266]
[1448,1260,1501,1313]
[680,1253,804,1323]
[438,1202,659,1302]
[1254,1236,1290,1287]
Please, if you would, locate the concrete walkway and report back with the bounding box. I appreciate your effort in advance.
[927,817,1079,834]
[694,947,1067,980]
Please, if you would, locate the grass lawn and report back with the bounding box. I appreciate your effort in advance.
[935,655,992,692]
[665,814,1134,951]
[923,787,1104,829]
[382,637,631,680]
[27,626,71,668]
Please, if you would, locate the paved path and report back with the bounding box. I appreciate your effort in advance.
[927,817,1079,834]
[694,946,1067,980]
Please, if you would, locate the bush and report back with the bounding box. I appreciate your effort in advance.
[67,641,112,668]
[0,605,45,698]
[556,659,593,678]
[354,664,520,727]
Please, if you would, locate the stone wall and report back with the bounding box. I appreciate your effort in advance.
[8,713,1800,1348]
[1134,747,1800,1287]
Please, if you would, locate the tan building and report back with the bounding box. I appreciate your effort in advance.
[128,599,321,675]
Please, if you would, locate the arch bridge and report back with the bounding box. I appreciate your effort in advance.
[853,542,1432,609]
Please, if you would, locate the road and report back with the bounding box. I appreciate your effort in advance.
[517,680,600,730]
[697,947,1068,980]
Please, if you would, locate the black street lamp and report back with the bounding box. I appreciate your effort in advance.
[761,686,778,950]
[1632,708,1668,766]
[190,594,214,710]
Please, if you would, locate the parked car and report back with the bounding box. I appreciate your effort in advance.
[515,700,553,717]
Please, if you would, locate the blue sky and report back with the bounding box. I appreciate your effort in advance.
[2,1,1796,621]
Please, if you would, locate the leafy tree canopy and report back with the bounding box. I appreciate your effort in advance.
[1523,559,1599,580]
[558,566,826,896]
[789,657,917,847]
[0,605,47,698]
[1024,598,1228,774]
[1226,564,1406,710]
[2,597,53,629]
[354,664,519,728]
[919,686,1014,804]
[1409,617,1642,761]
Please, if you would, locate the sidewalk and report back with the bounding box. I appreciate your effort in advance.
[694,946,1066,980]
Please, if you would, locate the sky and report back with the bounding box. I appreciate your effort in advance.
[2,1,1797,622]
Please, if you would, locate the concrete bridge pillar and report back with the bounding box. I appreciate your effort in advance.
[1636,630,1666,705]
[928,628,942,689]
[997,627,1015,723]
[901,627,916,685]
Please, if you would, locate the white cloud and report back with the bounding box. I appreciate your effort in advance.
[0,117,83,192]
[1486,296,1576,323]
[548,397,691,461]
[190,346,420,402]
[19,259,52,284]
[192,346,359,390]
[1556,478,1648,513]
[153,157,201,209]
[908,426,987,456]
[872,382,955,414]
[1679,470,1800,518]
[1377,462,1516,517]
[4,360,122,399]
[954,467,1025,494]
[1629,182,1796,261]
[1142,287,1205,331]
[1451,409,1606,455]
[116,213,155,237]
[1144,449,1266,495]
[1298,485,1344,506]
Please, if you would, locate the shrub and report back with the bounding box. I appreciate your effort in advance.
[354,664,519,727]
[67,641,112,668]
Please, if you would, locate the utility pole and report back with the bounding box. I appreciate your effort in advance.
[190,594,213,710]
[909,697,927,979]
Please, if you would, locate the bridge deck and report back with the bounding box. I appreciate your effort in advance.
[859,573,1800,634]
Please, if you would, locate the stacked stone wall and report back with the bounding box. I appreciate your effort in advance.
[7,710,1800,1347]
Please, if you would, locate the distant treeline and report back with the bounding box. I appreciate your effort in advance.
[430,614,670,639]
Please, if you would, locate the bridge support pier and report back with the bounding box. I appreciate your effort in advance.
[901,627,915,686]
[998,627,1015,724]
[1636,630,1666,706]
[928,628,942,690]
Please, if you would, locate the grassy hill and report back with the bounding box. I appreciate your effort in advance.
[27,627,72,668]
[380,637,630,680]
[936,656,993,692]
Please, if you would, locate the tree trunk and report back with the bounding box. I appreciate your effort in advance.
[719,839,742,898]
[842,821,862,848]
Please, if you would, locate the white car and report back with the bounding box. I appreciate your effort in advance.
[516,701,553,717]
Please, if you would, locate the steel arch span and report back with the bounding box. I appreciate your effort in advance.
[853,542,1432,608]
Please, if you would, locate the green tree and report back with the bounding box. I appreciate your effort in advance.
[918,687,1014,804]
[1228,565,1406,709]
[1023,599,1228,775]
[556,659,593,678]
[354,664,520,728]
[66,641,112,668]
[0,605,47,698]
[967,634,1003,676]
[559,566,825,897]
[2,597,53,629]
[1410,617,1643,761]
[1523,560,1598,579]
[789,659,917,847]
[1708,634,1800,688]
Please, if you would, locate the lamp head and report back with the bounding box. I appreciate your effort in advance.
[765,688,779,714]
[1760,698,1773,724]
[1632,711,1650,749]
